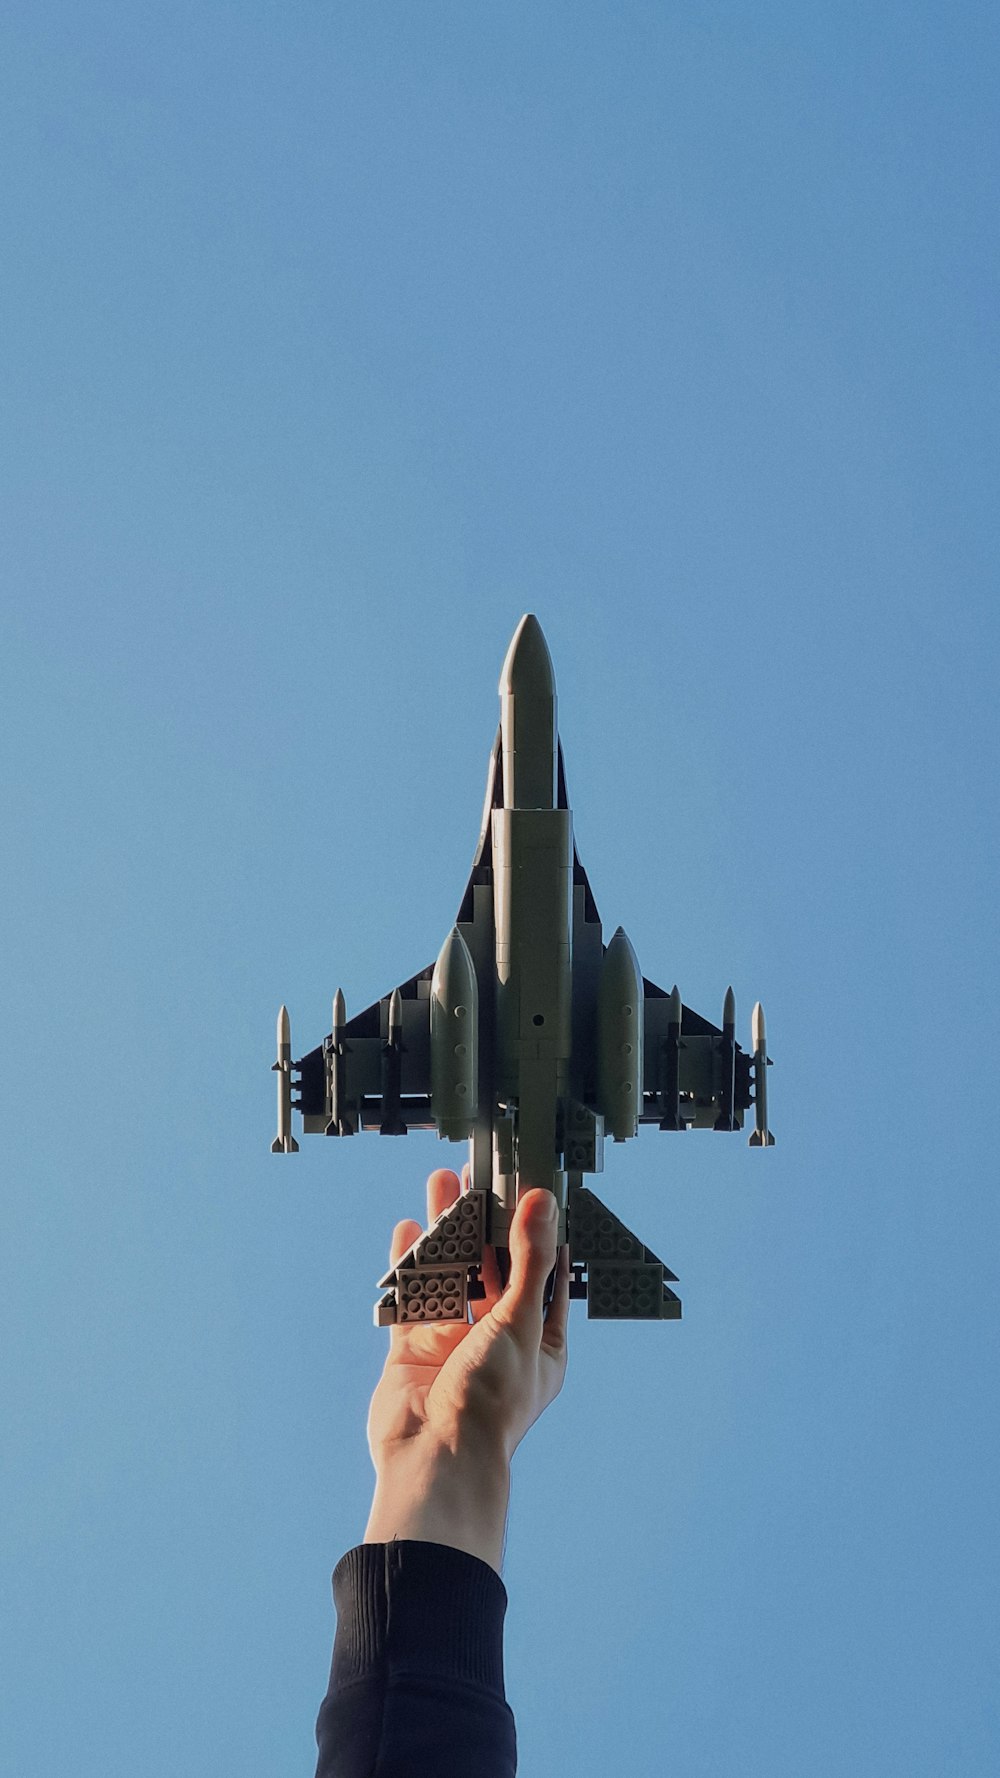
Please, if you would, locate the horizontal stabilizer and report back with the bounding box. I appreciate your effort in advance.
[375,1189,488,1325]
[569,1182,681,1318]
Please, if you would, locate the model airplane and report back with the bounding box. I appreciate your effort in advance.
[272,614,773,1324]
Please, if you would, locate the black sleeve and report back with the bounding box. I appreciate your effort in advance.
[315,1540,517,1778]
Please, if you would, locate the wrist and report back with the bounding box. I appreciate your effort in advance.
[364,1436,511,1573]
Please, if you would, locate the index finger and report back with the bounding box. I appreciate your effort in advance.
[427,1167,461,1227]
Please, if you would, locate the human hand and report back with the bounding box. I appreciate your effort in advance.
[363,1167,570,1570]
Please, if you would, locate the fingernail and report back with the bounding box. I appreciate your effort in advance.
[541,1192,558,1220]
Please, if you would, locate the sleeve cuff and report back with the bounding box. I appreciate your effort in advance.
[331,1540,509,1697]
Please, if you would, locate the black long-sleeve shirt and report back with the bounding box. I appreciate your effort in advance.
[315,1541,517,1777]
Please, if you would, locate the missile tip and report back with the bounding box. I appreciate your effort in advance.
[514,609,542,639]
[751,1000,766,1047]
[723,985,736,1023]
[333,988,346,1026]
[388,987,403,1027]
[278,1004,290,1042]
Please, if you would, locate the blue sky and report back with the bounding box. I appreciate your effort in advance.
[2,4,997,1773]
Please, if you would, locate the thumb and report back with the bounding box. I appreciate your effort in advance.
[498,1189,559,1338]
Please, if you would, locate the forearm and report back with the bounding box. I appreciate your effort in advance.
[364,1438,511,1573]
[317,1540,516,1778]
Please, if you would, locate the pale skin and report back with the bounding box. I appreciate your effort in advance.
[364,1166,571,1574]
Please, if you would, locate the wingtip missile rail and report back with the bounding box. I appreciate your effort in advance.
[270,1005,299,1154]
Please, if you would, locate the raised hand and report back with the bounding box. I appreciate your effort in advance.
[364,1168,570,1571]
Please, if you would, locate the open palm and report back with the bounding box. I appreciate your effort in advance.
[368,1167,570,1468]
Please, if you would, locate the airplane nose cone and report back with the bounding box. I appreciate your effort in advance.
[499,613,557,700]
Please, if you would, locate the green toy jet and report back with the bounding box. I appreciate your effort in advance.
[272,615,773,1324]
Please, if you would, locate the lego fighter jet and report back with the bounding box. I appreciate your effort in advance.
[272,615,773,1325]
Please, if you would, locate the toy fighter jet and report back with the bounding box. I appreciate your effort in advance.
[272,614,773,1325]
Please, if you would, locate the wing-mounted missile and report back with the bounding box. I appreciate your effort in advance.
[379,988,407,1135]
[325,989,351,1136]
[271,1005,299,1153]
[748,1001,775,1146]
[713,986,737,1131]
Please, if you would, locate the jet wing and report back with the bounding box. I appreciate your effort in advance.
[293,734,505,1141]
[641,976,753,1130]
[295,964,436,1135]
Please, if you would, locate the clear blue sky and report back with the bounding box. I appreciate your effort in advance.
[2,4,997,1773]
